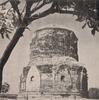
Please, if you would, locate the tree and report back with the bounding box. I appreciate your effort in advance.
[0,0,98,92]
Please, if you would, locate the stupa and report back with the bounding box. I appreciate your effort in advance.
[18,27,88,99]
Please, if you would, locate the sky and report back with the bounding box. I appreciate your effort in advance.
[0,1,99,94]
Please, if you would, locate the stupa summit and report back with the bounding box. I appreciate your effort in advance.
[18,27,88,99]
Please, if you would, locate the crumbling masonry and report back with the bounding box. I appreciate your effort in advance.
[18,27,88,99]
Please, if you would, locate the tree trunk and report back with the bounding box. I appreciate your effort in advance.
[0,26,25,92]
[0,68,3,92]
[96,0,99,19]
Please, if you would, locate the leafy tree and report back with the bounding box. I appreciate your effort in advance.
[0,0,98,92]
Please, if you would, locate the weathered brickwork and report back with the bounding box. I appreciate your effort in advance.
[19,28,88,98]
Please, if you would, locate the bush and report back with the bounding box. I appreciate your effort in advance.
[1,82,10,93]
[88,88,99,99]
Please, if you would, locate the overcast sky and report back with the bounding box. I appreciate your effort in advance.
[0,2,99,93]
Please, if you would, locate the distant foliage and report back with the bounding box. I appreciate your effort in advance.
[1,82,10,93]
[88,88,99,99]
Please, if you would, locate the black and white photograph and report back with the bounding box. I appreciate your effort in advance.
[0,0,99,100]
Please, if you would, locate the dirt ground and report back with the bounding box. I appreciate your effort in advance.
[17,96,98,100]
[0,98,98,100]
[0,96,98,100]
[0,98,15,100]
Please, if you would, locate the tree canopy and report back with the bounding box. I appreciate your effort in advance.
[0,0,98,38]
